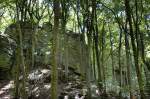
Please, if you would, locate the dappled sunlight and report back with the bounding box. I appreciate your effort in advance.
[0,80,14,98]
[0,0,150,98]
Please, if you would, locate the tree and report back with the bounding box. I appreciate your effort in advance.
[124,0,145,98]
[51,0,60,98]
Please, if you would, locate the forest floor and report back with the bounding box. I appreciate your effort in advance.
[0,80,14,99]
[0,67,132,99]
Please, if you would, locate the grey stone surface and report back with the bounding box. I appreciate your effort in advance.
[4,22,89,75]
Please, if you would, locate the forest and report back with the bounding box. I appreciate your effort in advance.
[0,0,150,99]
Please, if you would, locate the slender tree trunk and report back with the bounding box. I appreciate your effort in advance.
[124,24,133,99]
[85,19,92,99]
[14,1,27,98]
[51,0,60,98]
[64,34,69,82]
[14,47,20,98]
[86,41,92,99]
[101,21,106,91]
[16,22,27,99]
[92,39,96,80]
[118,27,122,98]
[83,1,92,98]
[109,25,115,81]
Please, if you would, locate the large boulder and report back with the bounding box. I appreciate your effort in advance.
[4,21,36,43]
[0,34,13,79]
[38,23,89,75]
[4,22,89,76]
[4,21,37,69]
[60,32,88,75]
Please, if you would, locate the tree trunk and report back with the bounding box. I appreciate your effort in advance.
[14,47,20,98]
[109,25,115,81]
[92,40,97,80]
[118,27,122,98]
[124,24,133,99]
[51,0,60,98]
[16,22,27,99]
[101,21,106,91]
